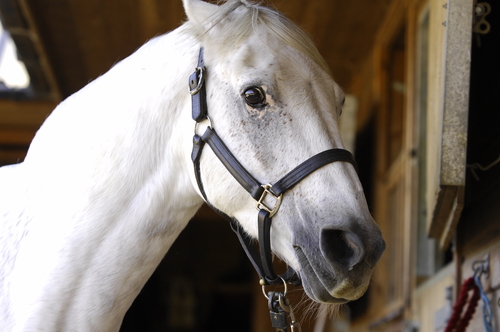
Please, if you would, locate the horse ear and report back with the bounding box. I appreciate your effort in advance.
[183,0,219,24]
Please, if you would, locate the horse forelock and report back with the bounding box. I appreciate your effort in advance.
[186,0,332,79]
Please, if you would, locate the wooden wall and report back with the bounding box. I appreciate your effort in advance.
[347,0,500,330]
[0,100,56,165]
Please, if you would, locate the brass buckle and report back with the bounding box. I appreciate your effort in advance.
[256,184,282,217]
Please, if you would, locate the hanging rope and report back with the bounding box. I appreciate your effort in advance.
[444,277,480,332]
[474,276,494,332]
[445,255,495,332]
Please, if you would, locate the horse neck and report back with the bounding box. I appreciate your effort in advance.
[3,29,204,331]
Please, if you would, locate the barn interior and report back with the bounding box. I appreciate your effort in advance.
[1,0,498,331]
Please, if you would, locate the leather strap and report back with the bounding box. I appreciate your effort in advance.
[231,217,300,286]
[272,148,357,195]
[190,48,207,122]
[192,135,208,201]
[258,210,278,282]
[203,128,264,201]
[230,220,269,281]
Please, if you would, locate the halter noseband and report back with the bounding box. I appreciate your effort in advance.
[189,48,358,286]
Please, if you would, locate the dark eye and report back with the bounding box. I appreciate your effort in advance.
[243,87,266,107]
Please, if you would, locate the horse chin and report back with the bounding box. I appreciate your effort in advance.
[302,280,351,305]
[294,247,370,304]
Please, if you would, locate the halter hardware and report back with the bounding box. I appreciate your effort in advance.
[256,184,282,217]
[193,115,212,136]
[189,66,205,95]
[189,47,358,287]
[261,276,288,299]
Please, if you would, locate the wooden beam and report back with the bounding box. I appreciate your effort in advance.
[0,128,37,146]
[0,100,55,127]
[18,0,62,100]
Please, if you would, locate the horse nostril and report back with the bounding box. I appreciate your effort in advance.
[320,229,366,271]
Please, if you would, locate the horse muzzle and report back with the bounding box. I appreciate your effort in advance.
[294,224,385,304]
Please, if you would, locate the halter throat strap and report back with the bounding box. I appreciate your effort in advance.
[189,48,358,285]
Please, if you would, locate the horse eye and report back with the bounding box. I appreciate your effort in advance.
[243,87,266,107]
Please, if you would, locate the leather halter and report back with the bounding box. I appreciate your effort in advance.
[189,48,358,286]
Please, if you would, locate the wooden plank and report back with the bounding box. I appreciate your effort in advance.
[440,0,473,186]
[18,0,62,100]
[0,128,37,146]
[0,100,51,164]
[24,0,88,96]
[426,0,473,247]
[402,0,423,319]
[131,0,186,42]
[68,0,121,81]
[414,263,454,332]
[0,100,55,127]
[429,185,457,238]
[439,186,464,249]
[425,0,447,237]
[355,1,408,326]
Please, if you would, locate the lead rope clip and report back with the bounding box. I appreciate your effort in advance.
[263,278,301,332]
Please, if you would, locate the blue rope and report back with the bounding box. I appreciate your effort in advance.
[473,276,493,332]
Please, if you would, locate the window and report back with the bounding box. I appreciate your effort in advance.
[0,19,30,91]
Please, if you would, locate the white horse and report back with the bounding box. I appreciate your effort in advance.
[0,0,385,330]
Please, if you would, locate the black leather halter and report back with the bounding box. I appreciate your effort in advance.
[189,48,358,286]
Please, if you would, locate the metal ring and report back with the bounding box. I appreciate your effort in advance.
[194,115,212,136]
[260,276,288,300]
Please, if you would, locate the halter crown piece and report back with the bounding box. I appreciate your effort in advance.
[189,48,358,286]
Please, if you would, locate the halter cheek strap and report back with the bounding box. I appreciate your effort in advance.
[189,48,358,286]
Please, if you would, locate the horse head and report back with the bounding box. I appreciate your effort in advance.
[183,0,385,304]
